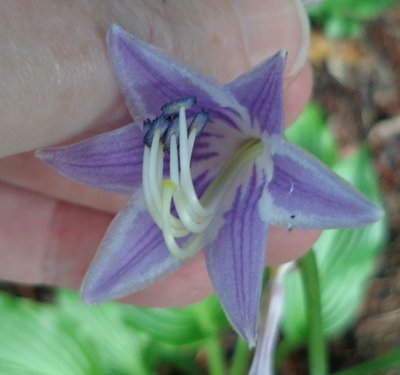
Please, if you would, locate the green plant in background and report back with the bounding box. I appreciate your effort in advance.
[0,288,231,375]
[307,0,400,38]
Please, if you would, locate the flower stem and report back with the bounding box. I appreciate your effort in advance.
[230,338,251,375]
[298,250,328,375]
[206,335,226,375]
[196,301,226,375]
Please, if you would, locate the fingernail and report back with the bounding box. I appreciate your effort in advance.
[232,0,310,78]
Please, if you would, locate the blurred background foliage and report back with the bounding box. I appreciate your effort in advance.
[307,0,400,38]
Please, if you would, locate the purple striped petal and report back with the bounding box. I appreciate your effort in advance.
[108,25,249,132]
[191,126,251,195]
[205,167,269,346]
[225,51,286,136]
[81,193,184,303]
[264,136,384,229]
[36,124,143,194]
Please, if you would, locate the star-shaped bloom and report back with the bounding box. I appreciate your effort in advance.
[37,25,383,346]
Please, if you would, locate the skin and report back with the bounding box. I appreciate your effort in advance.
[0,0,319,307]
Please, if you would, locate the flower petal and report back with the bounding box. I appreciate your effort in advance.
[205,167,269,346]
[108,25,249,131]
[36,124,143,194]
[81,193,184,303]
[225,51,286,136]
[263,137,384,229]
[190,124,253,194]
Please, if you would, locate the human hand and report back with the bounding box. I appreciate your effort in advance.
[0,0,318,306]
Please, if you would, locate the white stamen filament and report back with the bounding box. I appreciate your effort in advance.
[161,180,204,259]
[149,129,162,208]
[143,130,188,238]
[143,105,264,260]
[179,108,215,219]
[169,133,209,233]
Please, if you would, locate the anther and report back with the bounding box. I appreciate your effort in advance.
[188,110,209,138]
[143,119,152,135]
[163,115,180,151]
[161,97,196,116]
[143,115,171,147]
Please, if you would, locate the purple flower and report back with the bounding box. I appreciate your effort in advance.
[37,25,383,346]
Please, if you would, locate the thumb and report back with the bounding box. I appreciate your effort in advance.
[0,0,309,158]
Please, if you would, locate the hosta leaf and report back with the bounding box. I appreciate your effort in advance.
[307,0,398,38]
[0,290,152,375]
[285,103,338,167]
[120,294,228,345]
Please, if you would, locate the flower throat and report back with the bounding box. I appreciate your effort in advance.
[142,97,264,259]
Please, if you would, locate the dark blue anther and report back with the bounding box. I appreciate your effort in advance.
[144,96,209,150]
[188,110,209,138]
[161,96,197,116]
[143,119,152,135]
[143,115,171,147]
[162,115,180,151]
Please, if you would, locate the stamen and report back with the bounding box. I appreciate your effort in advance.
[142,97,265,260]
[142,146,162,227]
[163,115,180,151]
[170,131,210,232]
[143,118,152,134]
[148,129,162,208]
[161,96,196,116]
[143,116,170,147]
[179,106,215,220]
[169,133,179,184]
[143,129,188,238]
[188,110,209,138]
[161,180,204,259]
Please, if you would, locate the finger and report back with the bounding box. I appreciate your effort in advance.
[285,62,313,124]
[0,181,317,307]
[0,152,128,213]
[0,181,112,287]
[231,0,309,77]
[1,0,309,157]
[0,62,312,212]
[125,228,319,307]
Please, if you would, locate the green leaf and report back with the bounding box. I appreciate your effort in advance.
[307,0,399,39]
[120,294,228,345]
[56,289,153,374]
[324,16,363,39]
[0,358,45,375]
[0,288,229,374]
[286,103,338,167]
[308,0,399,20]
[0,290,153,375]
